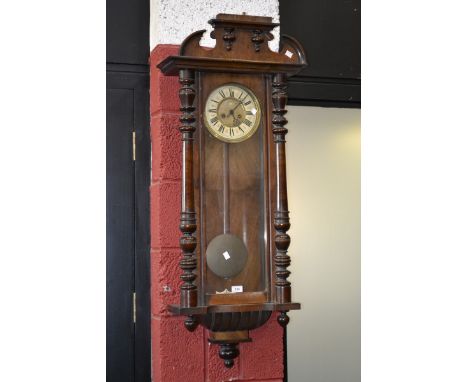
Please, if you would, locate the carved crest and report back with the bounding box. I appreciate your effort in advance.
[158,13,307,76]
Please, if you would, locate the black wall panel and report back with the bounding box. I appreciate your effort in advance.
[280,0,361,107]
[106,0,149,65]
[106,88,136,382]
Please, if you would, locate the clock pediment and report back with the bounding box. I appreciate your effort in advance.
[158,14,307,76]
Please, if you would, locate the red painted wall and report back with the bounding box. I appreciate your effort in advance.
[150,45,284,382]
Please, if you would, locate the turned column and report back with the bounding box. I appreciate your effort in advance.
[178,69,198,330]
[272,73,292,322]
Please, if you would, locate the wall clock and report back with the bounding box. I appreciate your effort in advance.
[157,13,307,368]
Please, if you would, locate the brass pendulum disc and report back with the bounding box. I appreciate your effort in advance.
[206,233,248,279]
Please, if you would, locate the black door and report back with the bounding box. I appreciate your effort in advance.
[107,0,150,378]
[106,68,150,382]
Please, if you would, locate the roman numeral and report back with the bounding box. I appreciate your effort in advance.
[208,108,216,113]
[243,119,252,127]
[238,126,244,133]
[238,91,244,100]
[244,100,252,106]
[210,116,219,125]
[229,88,234,97]
[218,125,225,133]
[229,128,234,136]
[211,99,219,104]
[219,90,226,98]
[246,110,253,115]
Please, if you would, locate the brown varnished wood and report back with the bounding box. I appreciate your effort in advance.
[218,343,239,368]
[178,69,198,311]
[209,331,251,343]
[272,73,294,327]
[158,56,305,77]
[265,75,275,303]
[272,73,291,304]
[208,291,266,306]
[179,15,305,66]
[157,14,307,77]
[167,302,301,315]
[158,13,307,368]
[203,310,271,332]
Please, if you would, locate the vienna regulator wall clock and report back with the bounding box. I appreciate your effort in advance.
[157,13,307,368]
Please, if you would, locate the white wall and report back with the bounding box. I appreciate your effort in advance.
[286,106,361,382]
[150,0,280,51]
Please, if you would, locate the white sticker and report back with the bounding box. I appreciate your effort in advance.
[231,285,243,293]
[222,251,231,260]
[285,50,293,58]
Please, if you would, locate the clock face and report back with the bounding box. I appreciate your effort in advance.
[204,83,261,143]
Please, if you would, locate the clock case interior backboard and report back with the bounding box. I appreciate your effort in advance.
[195,72,272,306]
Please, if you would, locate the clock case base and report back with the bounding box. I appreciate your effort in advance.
[169,303,300,368]
[157,13,307,368]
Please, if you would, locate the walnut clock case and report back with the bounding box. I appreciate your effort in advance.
[157,13,307,368]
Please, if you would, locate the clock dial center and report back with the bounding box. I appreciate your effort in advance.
[217,98,246,128]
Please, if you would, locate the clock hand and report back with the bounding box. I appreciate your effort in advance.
[227,101,243,117]
[228,101,244,126]
[232,101,243,113]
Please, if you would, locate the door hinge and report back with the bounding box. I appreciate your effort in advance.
[132,131,136,161]
[132,292,136,323]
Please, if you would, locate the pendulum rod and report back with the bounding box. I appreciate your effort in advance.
[223,142,230,234]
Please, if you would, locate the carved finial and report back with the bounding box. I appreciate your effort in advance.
[223,27,235,51]
[184,315,199,332]
[251,29,265,52]
[277,311,290,327]
[219,343,239,368]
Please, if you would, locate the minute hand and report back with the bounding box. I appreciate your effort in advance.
[232,101,243,113]
[228,101,243,118]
